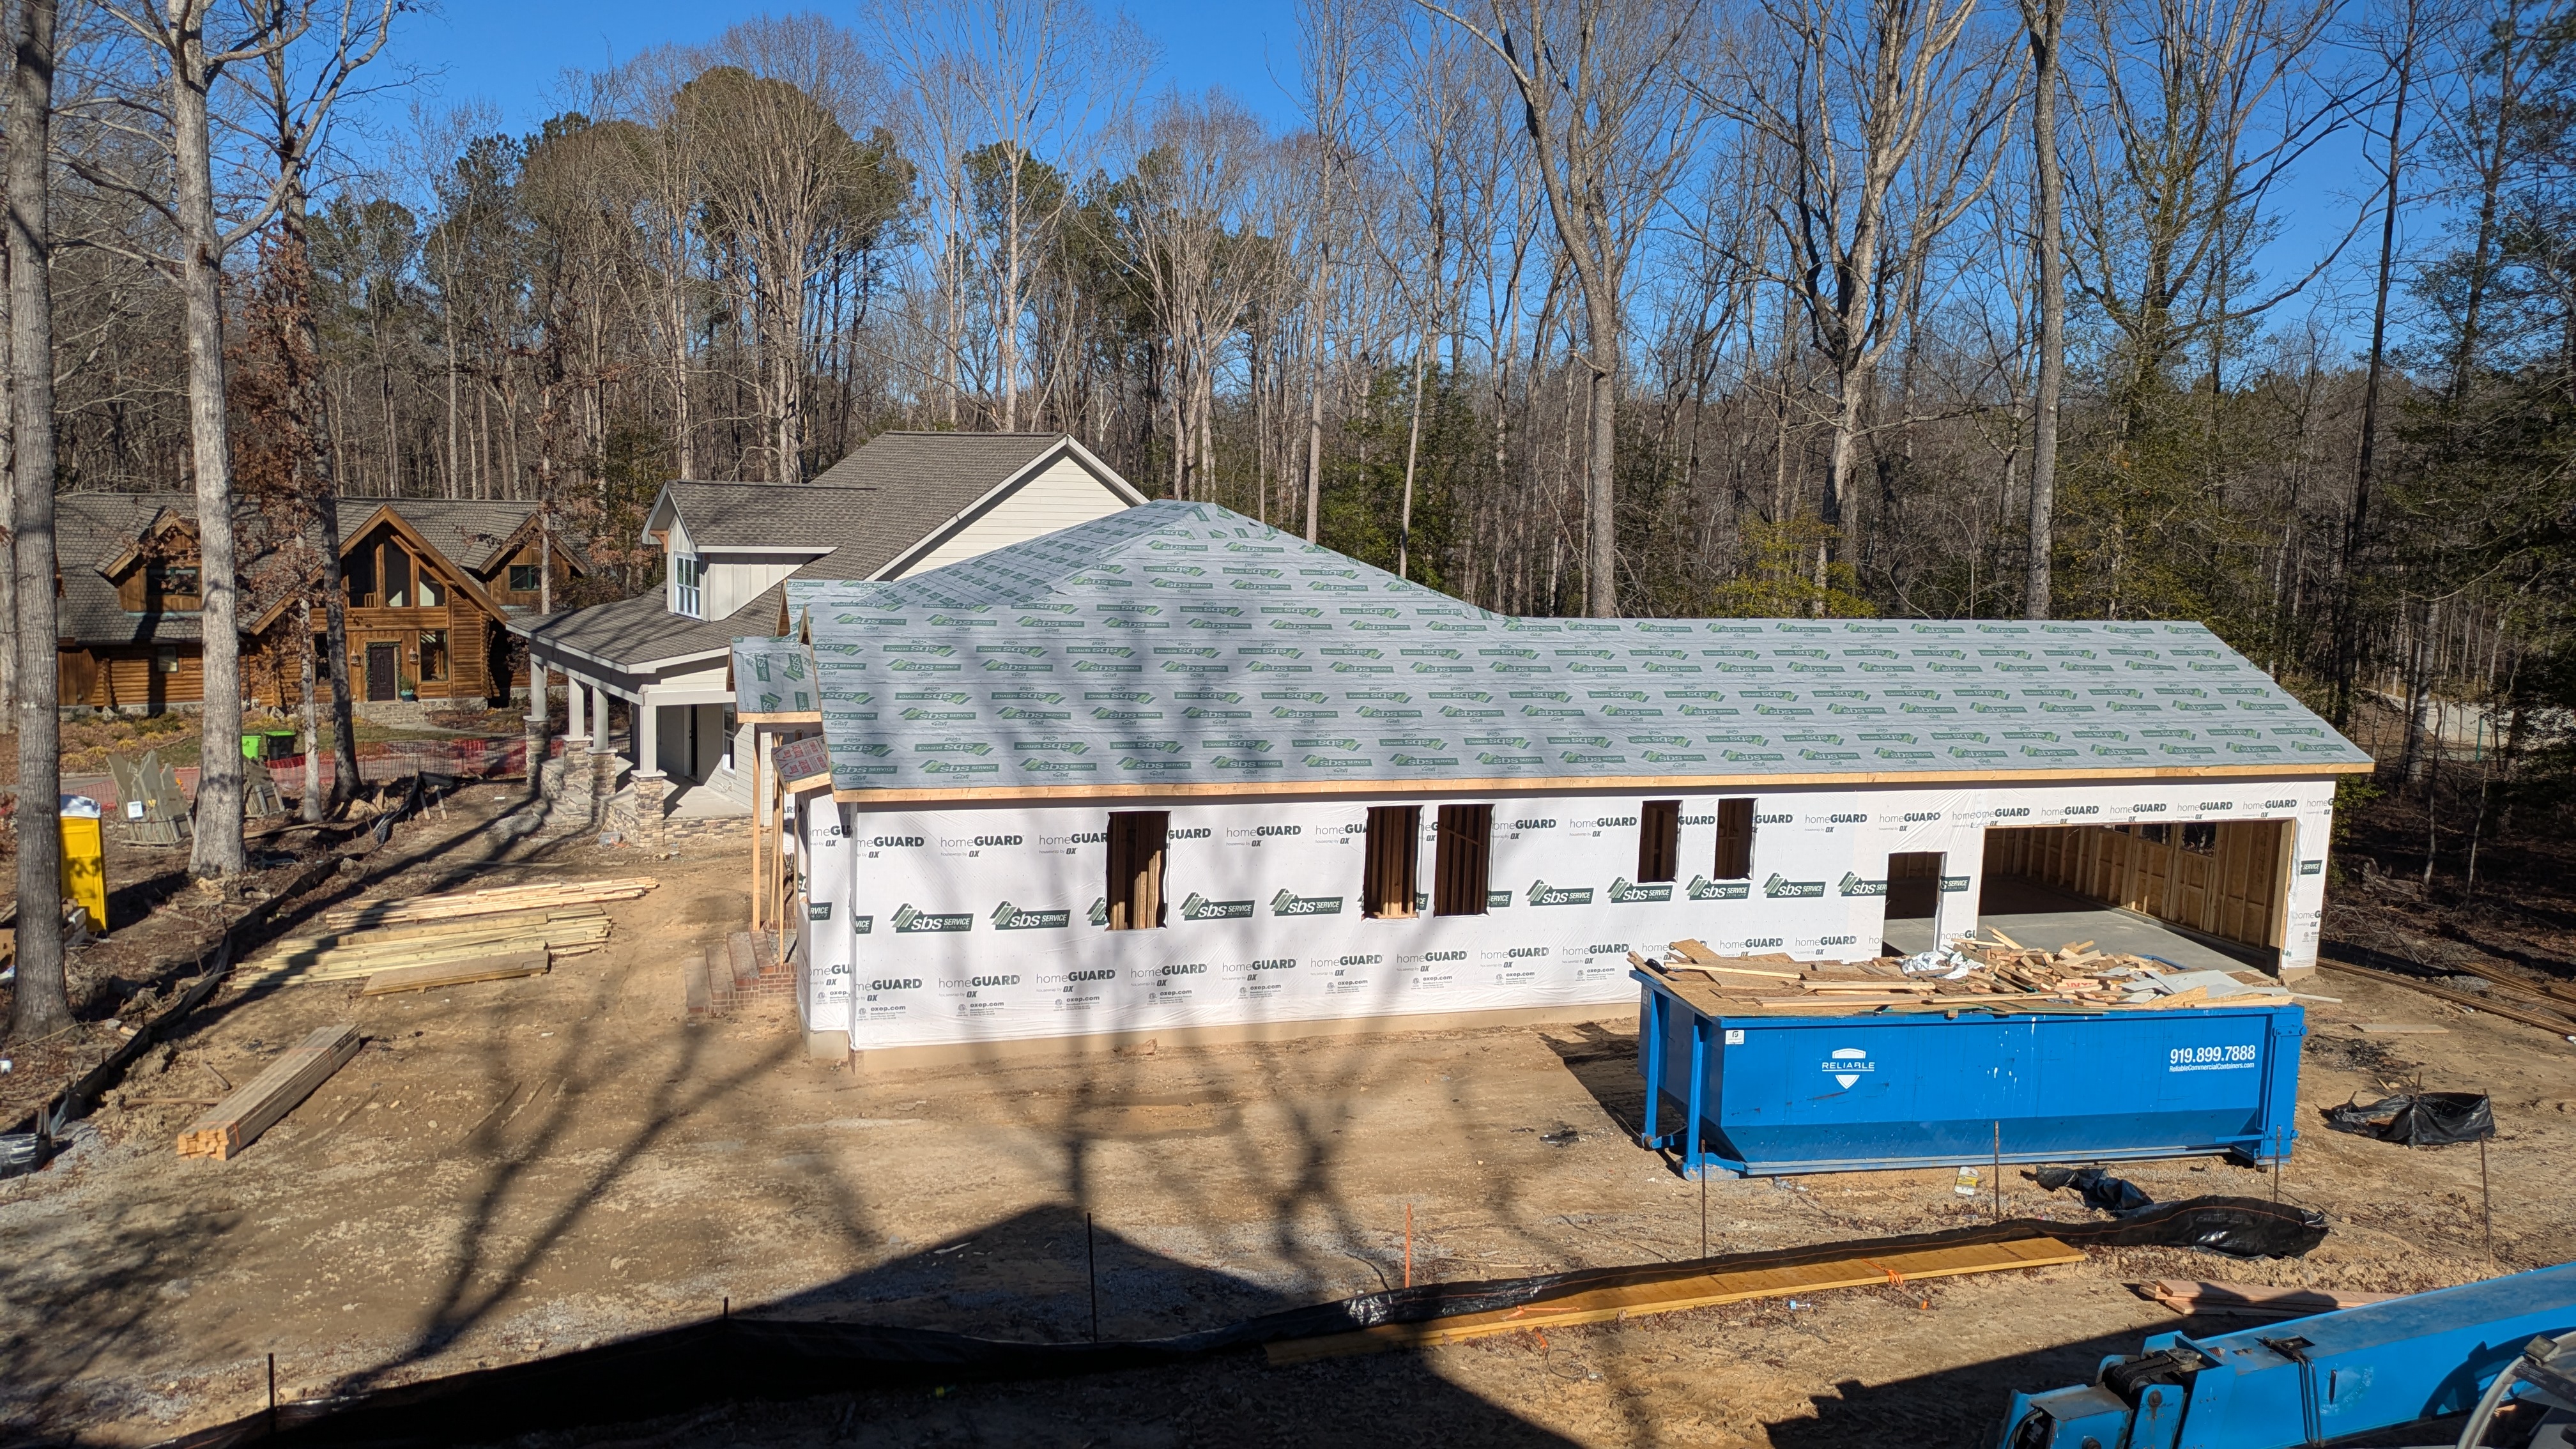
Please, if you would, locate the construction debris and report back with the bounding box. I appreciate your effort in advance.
[1643,936,2301,1016]
[178,1023,361,1160]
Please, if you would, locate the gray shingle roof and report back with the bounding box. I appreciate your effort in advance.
[658,482,884,552]
[344,497,580,574]
[537,431,1123,670]
[744,502,2373,798]
[57,493,203,645]
[528,585,783,673]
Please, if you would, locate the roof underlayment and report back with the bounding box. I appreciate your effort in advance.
[732,502,2372,799]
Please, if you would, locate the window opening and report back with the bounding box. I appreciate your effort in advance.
[1638,799,1681,883]
[673,555,703,618]
[385,546,413,608]
[2181,823,2218,855]
[509,562,540,592]
[1105,811,1168,930]
[1713,798,1756,880]
[1363,806,1420,918]
[418,629,449,682]
[1433,804,1492,916]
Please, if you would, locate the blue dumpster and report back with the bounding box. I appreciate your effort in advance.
[1634,969,2304,1178]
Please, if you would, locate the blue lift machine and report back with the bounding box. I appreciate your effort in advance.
[1995,1261,2576,1448]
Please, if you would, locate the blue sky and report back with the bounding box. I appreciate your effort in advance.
[358,0,1312,141]
[344,0,2394,358]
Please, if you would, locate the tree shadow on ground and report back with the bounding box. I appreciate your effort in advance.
[161,1207,1579,1449]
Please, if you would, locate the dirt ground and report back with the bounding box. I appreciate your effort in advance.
[3,792,2574,1448]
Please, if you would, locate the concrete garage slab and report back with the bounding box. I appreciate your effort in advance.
[1883,876,2273,974]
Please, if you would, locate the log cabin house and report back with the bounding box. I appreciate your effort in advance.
[55,493,583,712]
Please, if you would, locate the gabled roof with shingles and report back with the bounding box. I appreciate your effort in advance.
[744,502,2374,800]
[535,432,1141,670]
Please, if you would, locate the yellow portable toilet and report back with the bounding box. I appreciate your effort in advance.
[59,795,107,933]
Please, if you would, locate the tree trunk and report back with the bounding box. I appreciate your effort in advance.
[2332,18,2415,730]
[1583,301,1617,618]
[2020,0,2067,620]
[298,597,321,822]
[8,0,68,1040]
[177,49,244,878]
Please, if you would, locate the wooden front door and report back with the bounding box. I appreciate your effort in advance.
[366,642,398,701]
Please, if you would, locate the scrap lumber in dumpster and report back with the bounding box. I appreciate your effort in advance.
[177,1023,361,1160]
[321,877,658,930]
[1637,935,2307,1018]
[359,949,550,997]
[1266,1235,2082,1363]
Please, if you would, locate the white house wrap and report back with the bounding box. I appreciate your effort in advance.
[735,502,2370,1054]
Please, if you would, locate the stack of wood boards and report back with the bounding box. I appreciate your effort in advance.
[2142,1280,2396,1319]
[321,877,657,930]
[1638,936,2296,1017]
[235,877,656,991]
[178,1023,360,1160]
[1267,1235,2083,1363]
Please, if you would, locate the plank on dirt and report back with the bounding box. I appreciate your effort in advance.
[358,950,550,997]
[2144,1280,2396,1319]
[1265,1236,2083,1364]
[177,1023,362,1161]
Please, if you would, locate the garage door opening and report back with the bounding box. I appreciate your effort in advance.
[1982,820,2293,965]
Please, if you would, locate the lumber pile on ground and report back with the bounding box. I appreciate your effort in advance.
[2142,1280,2396,1320]
[2319,958,2576,1037]
[1644,937,2301,1016]
[1268,1234,2082,1363]
[235,877,654,990]
[178,1023,360,1160]
[321,877,657,930]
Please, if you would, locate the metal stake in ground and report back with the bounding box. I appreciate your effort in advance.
[1699,1167,1708,1257]
[2481,1131,2493,1259]
[266,1353,276,1435]
[1087,1213,1099,1342]
[1404,1203,1413,1289]
[1991,1121,2002,1222]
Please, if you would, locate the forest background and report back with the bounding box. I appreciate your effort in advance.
[1,0,2572,1036]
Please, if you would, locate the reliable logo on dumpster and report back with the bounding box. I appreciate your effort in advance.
[1824,1047,1874,1089]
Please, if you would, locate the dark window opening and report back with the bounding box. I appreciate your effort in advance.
[2181,822,2218,855]
[1363,806,1420,919]
[1713,798,1756,880]
[509,563,541,592]
[1434,804,1492,916]
[1638,799,1681,883]
[419,629,450,682]
[2138,822,2171,845]
[385,546,415,608]
[1105,811,1168,930]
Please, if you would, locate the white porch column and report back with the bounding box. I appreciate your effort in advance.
[566,673,590,746]
[525,657,549,729]
[590,682,611,755]
[635,689,663,779]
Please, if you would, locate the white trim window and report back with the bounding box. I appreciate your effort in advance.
[673,554,703,618]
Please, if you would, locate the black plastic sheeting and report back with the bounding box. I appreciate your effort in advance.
[2326,1091,2497,1147]
[2032,1165,2156,1215]
[148,1196,2322,1449]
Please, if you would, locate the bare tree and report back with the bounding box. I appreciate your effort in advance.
[8,0,67,1039]
[1733,0,2014,594]
[1416,0,1708,617]
[96,0,312,877]
[2020,0,2066,617]
[680,19,891,482]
